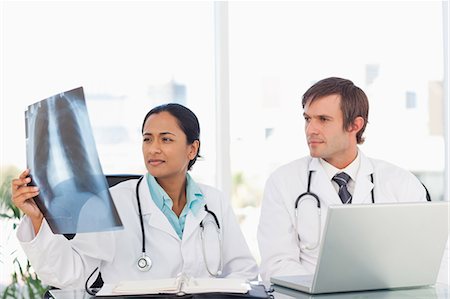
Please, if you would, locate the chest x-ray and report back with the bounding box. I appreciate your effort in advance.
[25,87,123,234]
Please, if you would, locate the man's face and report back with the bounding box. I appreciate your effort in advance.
[303,94,356,168]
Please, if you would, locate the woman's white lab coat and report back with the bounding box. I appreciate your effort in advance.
[257,150,427,283]
[17,179,258,289]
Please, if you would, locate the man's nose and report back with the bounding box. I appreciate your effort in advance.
[305,120,318,135]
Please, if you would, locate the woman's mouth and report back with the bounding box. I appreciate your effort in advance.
[148,159,165,166]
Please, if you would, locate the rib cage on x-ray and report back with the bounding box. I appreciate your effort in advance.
[25,87,122,234]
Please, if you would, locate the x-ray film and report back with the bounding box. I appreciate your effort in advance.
[25,87,123,234]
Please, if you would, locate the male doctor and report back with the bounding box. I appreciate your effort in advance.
[257,77,429,282]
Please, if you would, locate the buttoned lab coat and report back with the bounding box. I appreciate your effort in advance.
[257,150,427,283]
[17,179,258,289]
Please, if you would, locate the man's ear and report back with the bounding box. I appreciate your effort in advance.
[349,116,365,134]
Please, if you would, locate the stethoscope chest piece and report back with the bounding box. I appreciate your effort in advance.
[137,253,152,271]
[134,176,222,275]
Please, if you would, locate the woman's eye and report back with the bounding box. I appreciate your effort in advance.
[162,137,172,143]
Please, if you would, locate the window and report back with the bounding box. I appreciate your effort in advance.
[1,1,216,183]
[228,1,446,261]
[405,91,417,109]
[0,0,447,286]
[1,1,215,286]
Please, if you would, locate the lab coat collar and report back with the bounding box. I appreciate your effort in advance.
[135,177,180,240]
[308,158,342,205]
[308,156,322,172]
[307,149,375,205]
[352,150,375,204]
[136,177,153,216]
[182,202,207,242]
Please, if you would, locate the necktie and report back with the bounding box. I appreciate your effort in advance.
[332,172,352,204]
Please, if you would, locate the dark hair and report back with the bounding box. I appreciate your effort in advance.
[141,103,200,170]
[301,77,369,144]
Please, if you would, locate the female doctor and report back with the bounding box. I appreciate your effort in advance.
[12,103,258,289]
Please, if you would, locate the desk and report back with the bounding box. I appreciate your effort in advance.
[272,283,449,298]
[48,283,449,299]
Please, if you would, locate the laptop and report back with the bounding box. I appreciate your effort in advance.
[270,201,449,294]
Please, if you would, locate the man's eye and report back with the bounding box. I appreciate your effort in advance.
[143,137,151,142]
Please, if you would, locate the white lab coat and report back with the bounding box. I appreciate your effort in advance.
[17,179,258,289]
[257,150,428,283]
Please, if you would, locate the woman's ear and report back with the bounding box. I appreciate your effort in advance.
[188,140,200,160]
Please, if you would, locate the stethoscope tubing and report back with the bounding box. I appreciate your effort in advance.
[200,213,223,277]
[135,175,223,276]
[295,169,431,252]
[136,176,146,254]
[295,171,374,251]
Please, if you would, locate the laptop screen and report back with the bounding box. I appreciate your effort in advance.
[312,202,449,293]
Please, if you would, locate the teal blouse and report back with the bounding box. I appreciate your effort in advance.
[146,173,205,239]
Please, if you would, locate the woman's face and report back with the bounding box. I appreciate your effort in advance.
[142,111,198,181]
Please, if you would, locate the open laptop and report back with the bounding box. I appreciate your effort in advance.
[270,201,449,294]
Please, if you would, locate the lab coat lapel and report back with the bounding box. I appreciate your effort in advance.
[309,158,342,205]
[182,204,207,242]
[352,152,375,204]
[137,179,181,240]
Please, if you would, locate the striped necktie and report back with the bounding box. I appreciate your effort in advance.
[332,172,352,204]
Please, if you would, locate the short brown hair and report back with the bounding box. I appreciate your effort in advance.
[302,77,369,144]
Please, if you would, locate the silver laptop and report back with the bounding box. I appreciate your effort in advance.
[271,201,449,294]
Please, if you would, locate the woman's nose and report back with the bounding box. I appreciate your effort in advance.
[148,141,161,153]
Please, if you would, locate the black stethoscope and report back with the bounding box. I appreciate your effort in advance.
[135,176,223,277]
[294,170,374,251]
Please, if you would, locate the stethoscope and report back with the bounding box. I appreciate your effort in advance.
[135,176,223,277]
[294,170,374,251]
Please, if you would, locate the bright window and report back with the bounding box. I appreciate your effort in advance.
[1,1,216,183]
[228,1,446,261]
[0,1,215,286]
[0,0,447,287]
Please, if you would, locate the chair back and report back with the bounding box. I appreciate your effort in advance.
[106,174,141,187]
[63,174,140,242]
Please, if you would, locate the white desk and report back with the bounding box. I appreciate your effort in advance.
[272,283,449,298]
[48,283,449,298]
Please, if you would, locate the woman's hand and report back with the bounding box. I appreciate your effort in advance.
[11,169,43,234]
